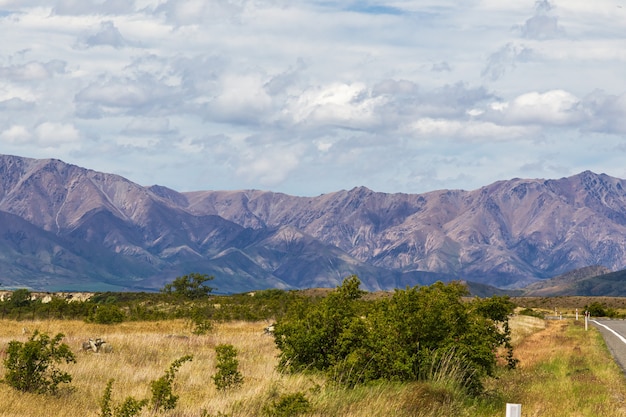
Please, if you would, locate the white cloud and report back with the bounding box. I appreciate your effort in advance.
[35,122,81,145]
[53,0,136,16]
[581,90,626,134]
[235,142,303,187]
[121,117,175,135]
[0,60,66,81]
[204,73,273,124]
[76,20,130,49]
[289,82,385,129]
[155,0,248,26]
[486,90,584,126]
[0,0,625,195]
[0,125,32,144]
[408,118,531,140]
[517,0,564,40]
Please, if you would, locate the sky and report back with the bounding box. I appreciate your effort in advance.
[1,0,625,196]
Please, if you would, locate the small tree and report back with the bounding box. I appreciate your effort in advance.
[213,344,243,390]
[9,288,32,308]
[150,355,193,412]
[3,331,76,394]
[161,273,215,299]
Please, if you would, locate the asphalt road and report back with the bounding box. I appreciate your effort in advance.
[591,319,626,374]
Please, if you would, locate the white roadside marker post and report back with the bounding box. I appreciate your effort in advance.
[506,403,521,417]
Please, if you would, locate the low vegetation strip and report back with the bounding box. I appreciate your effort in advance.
[2,278,626,416]
[481,319,626,417]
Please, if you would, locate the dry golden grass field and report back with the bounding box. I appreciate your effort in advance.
[1,315,625,417]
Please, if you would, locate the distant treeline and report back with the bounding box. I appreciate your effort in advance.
[0,286,310,324]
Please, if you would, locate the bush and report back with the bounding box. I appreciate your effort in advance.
[150,355,193,412]
[274,275,365,374]
[585,301,619,318]
[213,344,243,391]
[99,379,148,417]
[91,304,126,324]
[262,392,311,417]
[188,307,214,335]
[274,277,517,394]
[518,308,544,319]
[3,331,76,394]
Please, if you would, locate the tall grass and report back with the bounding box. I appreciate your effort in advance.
[0,316,625,416]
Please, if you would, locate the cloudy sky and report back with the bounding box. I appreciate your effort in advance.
[1,0,625,196]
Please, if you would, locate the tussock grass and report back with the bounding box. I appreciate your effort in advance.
[1,316,625,416]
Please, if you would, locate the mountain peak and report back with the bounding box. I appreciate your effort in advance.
[2,153,626,294]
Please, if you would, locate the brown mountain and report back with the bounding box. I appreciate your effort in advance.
[0,154,625,293]
[521,265,612,296]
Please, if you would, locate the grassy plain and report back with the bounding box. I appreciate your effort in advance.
[0,315,625,417]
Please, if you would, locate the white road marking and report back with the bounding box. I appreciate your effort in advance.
[592,320,626,345]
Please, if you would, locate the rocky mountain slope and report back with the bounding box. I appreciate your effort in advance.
[1,154,626,293]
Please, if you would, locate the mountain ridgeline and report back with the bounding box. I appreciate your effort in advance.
[1,154,626,294]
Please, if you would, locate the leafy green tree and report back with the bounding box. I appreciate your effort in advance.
[3,331,76,394]
[274,275,366,374]
[274,277,517,394]
[212,344,244,391]
[9,288,32,308]
[161,273,215,299]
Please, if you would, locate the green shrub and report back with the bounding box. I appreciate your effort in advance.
[212,344,243,391]
[150,355,193,412]
[262,392,311,417]
[518,308,544,318]
[585,301,619,318]
[188,307,214,335]
[99,379,148,417]
[91,304,126,324]
[274,277,517,395]
[3,331,76,394]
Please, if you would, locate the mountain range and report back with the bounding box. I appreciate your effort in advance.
[1,154,626,294]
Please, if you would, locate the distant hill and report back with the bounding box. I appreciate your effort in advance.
[4,154,626,293]
[521,265,612,296]
[518,266,626,297]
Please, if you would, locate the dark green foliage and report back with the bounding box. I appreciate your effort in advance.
[262,392,311,417]
[0,286,303,323]
[99,379,148,417]
[518,307,544,318]
[150,355,193,412]
[115,397,148,417]
[90,304,126,324]
[274,275,367,374]
[188,306,214,335]
[9,288,32,308]
[99,379,115,417]
[162,273,215,299]
[3,331,76,394]
[212,344,244,391]
[585,301,619,318]
[274,277,517,394]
